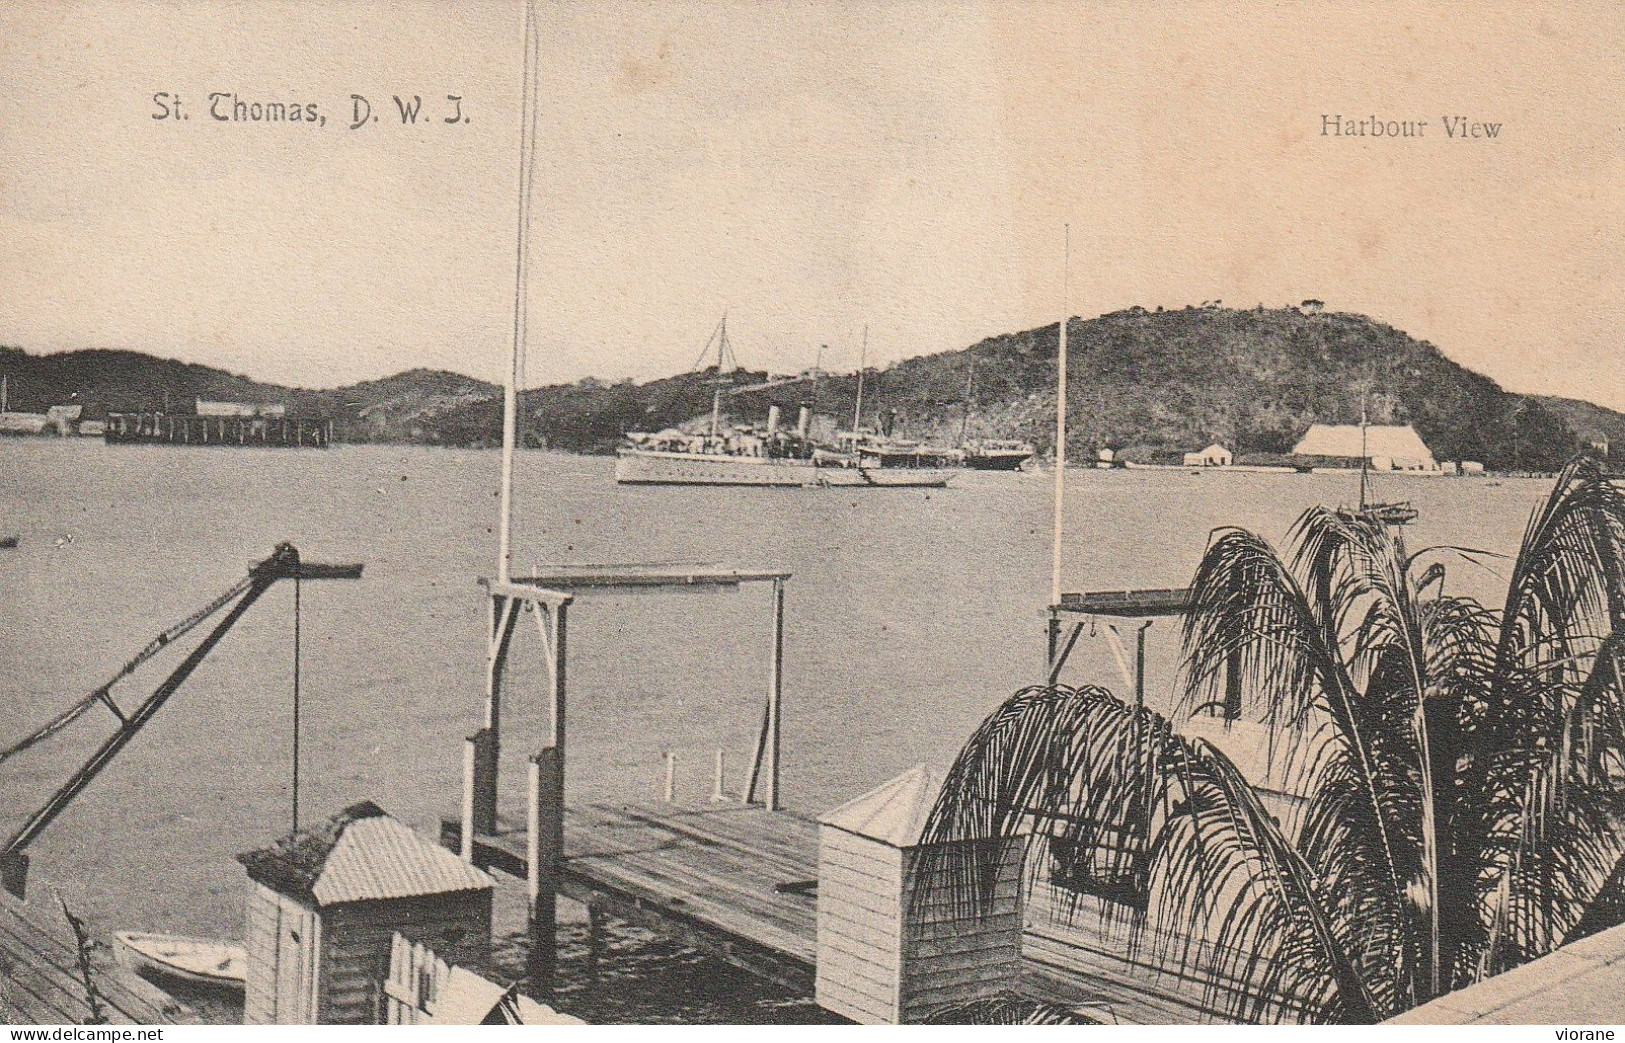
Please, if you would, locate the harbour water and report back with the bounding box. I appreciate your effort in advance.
[0,440,1556,1018]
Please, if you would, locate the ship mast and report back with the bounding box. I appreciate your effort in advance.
[960,357,976,441]
[498,0,540,584]
[852,325,868,433]
[707,313,733,440]
[1359,393,1370,510]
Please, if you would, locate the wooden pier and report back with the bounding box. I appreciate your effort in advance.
[0,891,196,1025]
[104,411,333,448]
[443,800,818,990]
[439,798,1290,1023]
[440,567,1296,1024]
[455,565,790,997]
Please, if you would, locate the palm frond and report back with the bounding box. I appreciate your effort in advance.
[1179,514,1434,1009]
[921,684,1377,1024]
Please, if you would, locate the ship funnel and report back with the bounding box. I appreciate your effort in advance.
[767,403,782,434]
[796,404,810,437]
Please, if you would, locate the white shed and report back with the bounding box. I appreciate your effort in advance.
[1182,443,1233,467]
[816,766,1023,1024]
[237,801,494,1025]
[1292,424,1437,471]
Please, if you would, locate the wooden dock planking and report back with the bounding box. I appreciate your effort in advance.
[443,799,1308,1024]
[442,800,820,989]
[1,892,196,1025]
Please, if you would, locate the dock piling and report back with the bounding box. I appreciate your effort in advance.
[586,904,604,986]
[766,577,784,811]
[461,729,498,859]
[527,748,564,996]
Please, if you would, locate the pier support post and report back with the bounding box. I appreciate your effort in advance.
[527,747,564,996]
[526,597,568,997]
[586,903,604,986]
[460,595,520,861]
[745,577,786,811]
[766,577,784,811]
[461,729,498,859]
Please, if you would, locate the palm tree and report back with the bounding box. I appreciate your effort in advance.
[922,457,1625,1023]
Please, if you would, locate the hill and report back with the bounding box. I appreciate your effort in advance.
[500,304,1605,471]
[0,347,496,443]
[1539,396,1625,457]
[2,305,1615,471]
[861,304,1588,471]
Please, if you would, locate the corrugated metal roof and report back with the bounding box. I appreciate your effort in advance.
[312,816,492,905]
[1291,423,1434,462]
[819,765,940,847]
[237,801,491,906]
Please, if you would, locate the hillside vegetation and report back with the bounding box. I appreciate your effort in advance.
[2,305,1612,471]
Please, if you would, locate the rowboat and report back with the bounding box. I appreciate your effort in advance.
[112,931,246,992]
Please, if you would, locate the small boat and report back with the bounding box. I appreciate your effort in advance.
[961,439,1035,471]
[1336,501,1418,526]
[0,535,17,549]
[113,931,246,992]
[955,362,1035,470]
[1336,399,1420,528]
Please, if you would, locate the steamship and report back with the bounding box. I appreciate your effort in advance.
[615,402,952,488]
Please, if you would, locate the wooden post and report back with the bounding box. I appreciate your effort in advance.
[586,904,604,986]
[713,749,727,802]
[469,595,518,846]
[746,701,769,806]
[1135,620,1150,711]
[663,751,676,803]
[544,601,566,750]
[528,596,568,996]
[461,728,498,858]
[766,576,784,811]
[527,747,563,995]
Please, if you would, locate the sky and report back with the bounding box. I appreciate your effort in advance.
[1,1,1621,406]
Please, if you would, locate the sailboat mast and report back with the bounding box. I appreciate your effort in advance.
[1052,225,1070,608]
[499,0,539,584]
[1359,396,1369,509]
[960,358,976,441]
[852,325,868,433]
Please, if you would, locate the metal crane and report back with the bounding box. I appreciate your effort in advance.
[0,542,362,897]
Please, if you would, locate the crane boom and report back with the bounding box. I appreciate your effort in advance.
[0,543,362,898]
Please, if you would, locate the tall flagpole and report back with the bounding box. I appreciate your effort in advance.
[499,0,539,583]
[1051,225,1070,608]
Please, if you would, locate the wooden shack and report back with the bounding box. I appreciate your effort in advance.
[236,801,493,1025]
[815,766,1024,1024]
